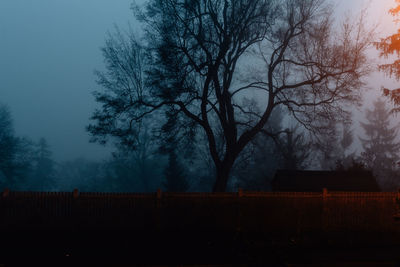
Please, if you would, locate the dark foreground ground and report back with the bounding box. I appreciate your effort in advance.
[2,190,400,266]
[2,227,400,266]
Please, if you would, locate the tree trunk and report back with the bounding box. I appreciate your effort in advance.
[212,162,233,192]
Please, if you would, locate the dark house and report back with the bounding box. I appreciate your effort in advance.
[272,170,381,192]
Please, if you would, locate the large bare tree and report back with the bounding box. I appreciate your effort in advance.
[89,0,373,192]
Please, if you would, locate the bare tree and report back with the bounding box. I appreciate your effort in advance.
[89,0,373,191]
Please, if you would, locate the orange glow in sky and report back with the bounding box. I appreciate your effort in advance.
[351,0,397,35]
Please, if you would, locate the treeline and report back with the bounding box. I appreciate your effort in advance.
[0,105,55,191]
[2,97,400,192]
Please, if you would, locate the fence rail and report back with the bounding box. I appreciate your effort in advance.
[2,188,400,242]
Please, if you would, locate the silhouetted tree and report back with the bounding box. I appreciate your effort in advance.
[0,104,17,186]
[158,106,191,192]
[163,150,189,192]
[105,147,164,192]
[335,158,368,172]
[233,108,284,191]
[314,120,340,170]
[88,26,148,148]
[316,121,356,170]
[233,134,280,191]
[89,0,373,191]
[276,126,311,170]
[359,99,400,189]
[0,104,35,189]
[375,1,400,110]
[333,124,358,170]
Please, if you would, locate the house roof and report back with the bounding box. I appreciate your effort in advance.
[272,170,381,192]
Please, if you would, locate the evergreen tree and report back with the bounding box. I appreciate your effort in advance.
[359,99,400,188]
[0,105,18,186]
[375,1,400,110]
[163,150,188,192]
[277,126,311,171]
[0,104,35,189]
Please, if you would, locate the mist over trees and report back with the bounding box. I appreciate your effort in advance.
[0,104,17,187]
[359,99,400,190]
[27,138,56,191]
[4,0,400,193]
[0,104,35,190]
[87,0,373,192]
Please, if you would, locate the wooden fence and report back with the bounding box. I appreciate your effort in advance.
[2,188,400,236]
[3,188,400,264]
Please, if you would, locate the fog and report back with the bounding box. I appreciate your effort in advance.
[3,3,400,266]
[0,0,139,161]
[0,0,396,161]
[2,0,400,193]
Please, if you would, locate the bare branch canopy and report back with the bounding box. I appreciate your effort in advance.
[88,0,373,192]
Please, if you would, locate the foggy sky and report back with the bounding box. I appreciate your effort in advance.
[0,0,398,162]
[0,0,139,161]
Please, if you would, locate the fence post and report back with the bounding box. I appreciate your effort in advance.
[156,188,163,208]
[237,188,243,235]
[2,188,9,198]
[323,188,328,200]
[71,189,79,227]
[238,188,243,198]
[397,188,400,203]
[394,189,400,221]
[73,188,79,199]
[157,188,162,200]
[156,188,162,232]
[322,188,328,231]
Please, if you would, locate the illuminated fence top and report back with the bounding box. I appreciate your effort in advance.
[0,187,397,199]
